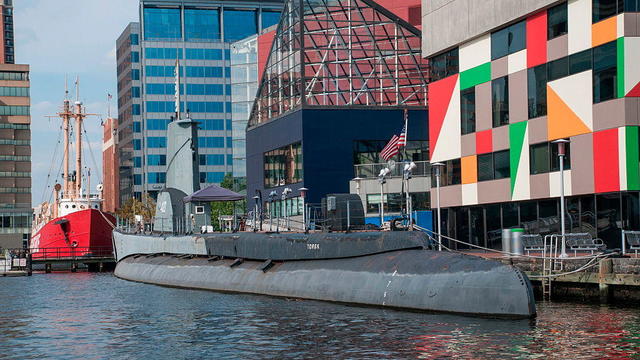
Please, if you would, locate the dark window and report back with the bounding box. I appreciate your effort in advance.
[527,64,547,119]
[569,49,592,74]
[547,56,569,81]
[408,6,421,26]
[593,0,622,23]
[593,41,618,103]
[494,150,510,179]
[264,142,303,188]
[433,159,461,186]
[596,193,622,248]
[550,141,572,171]
[411,192,430,210]
[548,2,568,40]
[486,204,502,249]
[461,88,476,134]
[224,10,258,42]
[143,7,182,40]
[430,48,459,82]
[478,153,494,181]
[492,76,509,127]
[491,21,526,60]
[539,199,559,234]
[530,142,550,174]
[625,0,639,11]
[503,203,519,228]
[520,201,538,233]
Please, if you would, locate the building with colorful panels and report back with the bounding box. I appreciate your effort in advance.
[423,0,640,249]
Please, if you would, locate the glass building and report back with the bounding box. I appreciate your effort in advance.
[116,0,283,203]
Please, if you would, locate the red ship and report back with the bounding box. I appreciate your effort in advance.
[31,89,115,260]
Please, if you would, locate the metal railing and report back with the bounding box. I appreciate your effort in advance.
[354,160,430,179]
[30,246,114,261]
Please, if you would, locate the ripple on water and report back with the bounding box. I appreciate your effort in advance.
[0,273,639,359]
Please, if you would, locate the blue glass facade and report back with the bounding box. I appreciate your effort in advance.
[185,9,220,41]
[224,10,258,42]
[143,8,181,40]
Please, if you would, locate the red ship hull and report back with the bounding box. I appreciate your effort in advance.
[30,209,115,259]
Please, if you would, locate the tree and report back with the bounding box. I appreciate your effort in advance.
[210,173,245,230]
[116,194,156,223]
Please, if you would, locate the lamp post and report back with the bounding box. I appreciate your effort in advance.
[432,162,445,251]
[299,187,308,232]
[283,187,292,231]
[352,177,363,197]
[378,167,390,227]
[252,195,260,232]
[268,190,277,232]
[553,139,570,258]
[404,162,417,230]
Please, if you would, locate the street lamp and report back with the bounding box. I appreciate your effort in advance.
[404,162,417,230]
[378,167,391,227]
[352,176,363,196]
[252,195,260,232]
[299,187,309,232]
[282,187,292,231]
[432,162,445,251]
[268,190,277,232]
[553,139,570,258]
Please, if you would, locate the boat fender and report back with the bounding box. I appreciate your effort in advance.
[207,256,220,262]
[259,259,274,273]
[230,258,244,268]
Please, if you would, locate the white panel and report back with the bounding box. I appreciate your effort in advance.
[507,49,527,74]
[548,70,593,130]
[617,14,625,38]
[568,0,592,54]
[625,38,640,95]
[459,34,491,72]
[549,170,572,197]
[619,127,628,191]
[512,126,530,201]
[462,183,478,206]
[431,79,462,162]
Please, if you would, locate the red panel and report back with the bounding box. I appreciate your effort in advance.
[593,129,620,193]
[374,0,422,29]
[257,30,276,81]
[475,130,493,154]
[428,74,459,159]
[526,11,547,68]
[628,82,640,97]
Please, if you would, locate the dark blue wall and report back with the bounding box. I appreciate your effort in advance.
[246,108,428,205]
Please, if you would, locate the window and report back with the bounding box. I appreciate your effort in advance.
[529,141,571,175]
[461,88,476,134]
[133,174,142,185]
[199,154,225,165]
[0,71,26,81]
[133,139,141,150]
[547,56,569,81]
[144,47,183,60]
[146,119,170,130]
[527,65,547,119]
[131,69,140,80]
[200,172,225,183]
[491,21,526,60]
[143,7,181,40]
[132,104,141,115]
[131,86,140,98]
[147,154,167,166]
[147,172,166,184]
[0,105,28,115]
[185,9,220,41]
[133,157,142,168]
[593,0,623,23]
[130,33,139,45]
[131,51,139,63]
[0,86,28,97]
[185,48,222,60]
[569,49,592,74]
[432,159,461,187]
[147,137,167,148]
[133,121,141,133]
[198,137,225,148]
[547,2,568,40]
[478,150,510,181]
[264,142,303,188]
[429,48,459,82]
[224,10,257,42]
[625,0,639,11]
[492,76,509,127]
[593,41,617,103]
[261,10,281,29]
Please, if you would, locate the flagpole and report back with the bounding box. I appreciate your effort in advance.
[403,108,409,161]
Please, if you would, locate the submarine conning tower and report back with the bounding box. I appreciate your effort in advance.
[153,117,200,233]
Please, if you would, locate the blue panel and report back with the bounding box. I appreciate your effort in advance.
[133,174,142,185]
[147,136,167,148]
[261,11,281,29]
[132,104,141,115]
[130,33,139,45]
[227,154,233,165]
[143,7,181,40]
[131,69,140,80]
[223,10,257,42]
[133,121,141,133]
[131,87,141,98]
[185,9,220,41]
[198,137,225,148]
[146,119,171,130]
[133,156,142,168]
[133,139,141,150]
[131,51,139,63]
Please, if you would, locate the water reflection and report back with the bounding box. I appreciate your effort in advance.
[0,273,639,359]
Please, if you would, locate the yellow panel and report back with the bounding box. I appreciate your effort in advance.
[592,16,617,47]
[461,155,477,184]
[547,86,591,141]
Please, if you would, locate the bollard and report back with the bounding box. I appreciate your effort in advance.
[511,228,524,256]
[502,229,512,255]
[598,258,613,303]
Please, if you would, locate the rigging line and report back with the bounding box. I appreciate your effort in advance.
[82,127,102,183]
[40,124,64,204]
[48,156,65,205]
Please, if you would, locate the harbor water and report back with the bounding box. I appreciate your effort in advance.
[1,273,640,359]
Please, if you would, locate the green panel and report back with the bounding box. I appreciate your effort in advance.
[460,63,491,90]
[617,37,625,98]
[509,121,528,195]
[626,126,640,190]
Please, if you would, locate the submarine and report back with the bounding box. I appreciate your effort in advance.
[112,110,536,319]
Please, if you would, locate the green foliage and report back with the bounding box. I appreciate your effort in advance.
[116,194,156,223]
[210,173,246,230]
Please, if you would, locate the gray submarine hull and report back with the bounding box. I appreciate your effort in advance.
[113,231,536,318]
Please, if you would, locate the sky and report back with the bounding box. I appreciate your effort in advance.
[14,0,139,206]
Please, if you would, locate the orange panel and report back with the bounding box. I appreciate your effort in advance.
[547,86,591,141]
[461,155,477,184]
[592,16,617,48]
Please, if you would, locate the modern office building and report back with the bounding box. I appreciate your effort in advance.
[115,0,283,204]
[102,117,119,213]
[423,0,640,248]
[0,0,14,64]
[245,0,429,216]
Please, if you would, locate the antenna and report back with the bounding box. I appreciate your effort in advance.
[64,74,68,100]
[75,76,79,102]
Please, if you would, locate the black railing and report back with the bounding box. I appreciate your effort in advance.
[29,246,114,261]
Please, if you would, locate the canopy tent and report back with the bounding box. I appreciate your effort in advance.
[183,184,244,203]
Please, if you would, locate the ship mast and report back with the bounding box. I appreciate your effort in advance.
[61,78,72,198]
[74,76,83,198]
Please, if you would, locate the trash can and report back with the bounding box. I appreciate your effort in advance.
[501,229,512,254]
[511,228,524,256]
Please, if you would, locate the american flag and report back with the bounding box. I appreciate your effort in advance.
[397,122,407,147]
[380,135,400,161]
